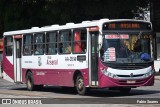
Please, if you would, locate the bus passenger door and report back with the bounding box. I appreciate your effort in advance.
[89,31,99,86]
[13,35,22,83]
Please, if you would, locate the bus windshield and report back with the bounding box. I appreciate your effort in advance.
[101,32,153,63]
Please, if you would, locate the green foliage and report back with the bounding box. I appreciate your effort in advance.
[0,0,150,37]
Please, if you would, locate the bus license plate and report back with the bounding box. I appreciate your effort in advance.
[127,80,136,84]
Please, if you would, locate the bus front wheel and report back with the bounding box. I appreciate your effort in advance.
[75,74,88,95]
[26,72,36,91]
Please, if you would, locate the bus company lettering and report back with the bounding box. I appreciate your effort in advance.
[24,61,32,63]
[46,56,58,65]
[36,71,45,76]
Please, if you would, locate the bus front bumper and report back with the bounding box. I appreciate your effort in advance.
[99,74,154,88]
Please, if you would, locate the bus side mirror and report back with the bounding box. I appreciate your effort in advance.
[98,34,103,51]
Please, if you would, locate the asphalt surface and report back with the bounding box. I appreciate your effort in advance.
[0,76,160,107]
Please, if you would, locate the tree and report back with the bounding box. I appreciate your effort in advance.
[0,0,150,37]
[0,0,7,36]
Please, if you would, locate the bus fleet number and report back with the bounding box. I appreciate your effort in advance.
[65,57,76,61]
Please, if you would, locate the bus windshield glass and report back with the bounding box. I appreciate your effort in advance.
[101,32,153,63]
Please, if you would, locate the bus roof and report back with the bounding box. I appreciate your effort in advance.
[3,19,151,36]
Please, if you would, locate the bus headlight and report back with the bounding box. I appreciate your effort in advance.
[101,69,117,78]
[144,69,154,78]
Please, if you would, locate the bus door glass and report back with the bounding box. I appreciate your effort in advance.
[89,31,99,86]
[154,33,160,72]
[14,35,22,82]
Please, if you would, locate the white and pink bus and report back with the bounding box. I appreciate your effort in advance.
[2,19,154,95]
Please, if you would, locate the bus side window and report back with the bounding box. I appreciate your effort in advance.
[59,30,71,54]
[81,42,86,52]
[73,29,87,53]
[59,43,63,53]
[46,32,57,55]
[34,33,45,55]
[74,31,81,53]
[23,34,33,55]
[4,36,13,56]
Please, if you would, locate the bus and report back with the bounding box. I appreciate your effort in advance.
[2,19,154,95]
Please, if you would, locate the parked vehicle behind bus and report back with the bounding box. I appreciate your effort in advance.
[0,38,3,78]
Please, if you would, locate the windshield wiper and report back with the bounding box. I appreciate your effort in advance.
[138,31,143,39]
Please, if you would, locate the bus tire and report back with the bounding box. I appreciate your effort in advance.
[119,88,131,94]
[75,74,87,95]
[26,72,36,91]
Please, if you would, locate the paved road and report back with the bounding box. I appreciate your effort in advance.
[0,77,160,107]
[1,78,160,98]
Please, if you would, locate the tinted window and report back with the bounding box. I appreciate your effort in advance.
[34,33,45,55]
[4,36,13,56]
[46,32,57,55]
[58,30,71,54]
[23,34,33,55]
[73,29,87,53]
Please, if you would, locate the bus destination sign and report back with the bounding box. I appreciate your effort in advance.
[103,21,151,30]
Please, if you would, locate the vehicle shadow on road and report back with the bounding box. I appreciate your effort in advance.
[11,86,160,97]
[85,88,160,97]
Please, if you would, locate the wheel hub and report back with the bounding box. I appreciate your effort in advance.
[78,78,84,90]
[27,78,31,88]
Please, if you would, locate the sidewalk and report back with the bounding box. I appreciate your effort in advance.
[155,75,160,80]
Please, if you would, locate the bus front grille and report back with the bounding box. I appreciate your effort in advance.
[117,74,144,78]
[103,62,153,70]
